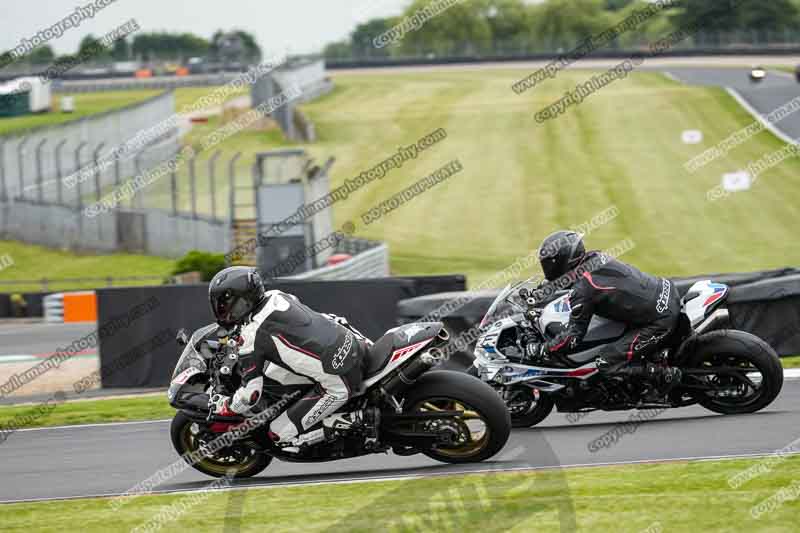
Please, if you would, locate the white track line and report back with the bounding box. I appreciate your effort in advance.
[11,419,171,433]
[3,450,800,505]
[725,87,799,146]
[770,69,796,81]
[785,369,800,380]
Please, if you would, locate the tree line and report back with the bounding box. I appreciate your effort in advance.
[325,0,800,59]
[2,29,262,68]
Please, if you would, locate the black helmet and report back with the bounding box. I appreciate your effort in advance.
[208,267,266,327]
[538,231,586,281]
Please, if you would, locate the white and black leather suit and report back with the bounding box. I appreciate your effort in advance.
[229,290,370,442]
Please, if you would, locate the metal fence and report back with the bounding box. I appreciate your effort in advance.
[54,73,243,94]
[0,91,179,203]
[0,89,237,258]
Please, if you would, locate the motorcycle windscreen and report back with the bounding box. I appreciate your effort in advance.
[168,323,217,403]
[480,283,512,328]
[479,275,540,328]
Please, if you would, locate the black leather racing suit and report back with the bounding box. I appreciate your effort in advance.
[232,290,369,442]
[541,251,681,366]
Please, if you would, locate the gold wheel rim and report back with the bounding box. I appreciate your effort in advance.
[180,423,257,476]
[414,398,490,458]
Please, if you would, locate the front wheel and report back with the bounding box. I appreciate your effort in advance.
[170,412,271,479]
[467,365,554,427]
[505,386,555,428]
[402,370,511,464]
[684,330,783,415]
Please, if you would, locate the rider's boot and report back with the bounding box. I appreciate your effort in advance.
[596,358,681,403]
[322,408,380,439]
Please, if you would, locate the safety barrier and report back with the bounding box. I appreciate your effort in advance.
[43,291,97,323]
[289,243,390,281]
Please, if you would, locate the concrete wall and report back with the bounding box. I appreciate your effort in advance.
[0,200,118,252]
[144,210,230,257]
[0,200,230,258]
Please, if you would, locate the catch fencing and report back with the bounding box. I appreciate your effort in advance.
[0,90,236,257]
[0,91,178,203]
[53,73,243,94]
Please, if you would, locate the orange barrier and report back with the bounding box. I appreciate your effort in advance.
[134,69,153,78]
[63,291,97,323]
[176,67,189,76]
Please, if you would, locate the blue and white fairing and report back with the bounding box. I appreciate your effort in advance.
[472,278,598,387]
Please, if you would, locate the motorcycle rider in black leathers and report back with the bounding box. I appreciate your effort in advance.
[207,266,373,449]
[524,231,682,402]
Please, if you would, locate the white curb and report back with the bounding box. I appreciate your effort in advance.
[783,368,800,380]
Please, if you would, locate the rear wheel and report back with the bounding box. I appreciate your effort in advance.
[685,330,783,415]
[170,412,271,478]
[402,371,511,464]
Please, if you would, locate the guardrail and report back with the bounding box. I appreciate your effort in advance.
[289,240,390,281]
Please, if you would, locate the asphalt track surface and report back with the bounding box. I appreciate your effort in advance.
[0,322,96,359]
[665,67,800,140]
[1,379,799,504]
[3,63,800,504]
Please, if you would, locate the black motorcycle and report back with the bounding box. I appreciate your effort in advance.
[471,277,783,428]
[168,321,511,478]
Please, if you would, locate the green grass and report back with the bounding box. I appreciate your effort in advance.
[296,69,800,283]
[172,85,249,114]
[133,112,293,219]
[0,395,171,428]
[12,70,800,287]
[0,90,161,136]
[116,69,800,284]
[1,456,798,532]
[0,240,174,293]
[780,355,800,369]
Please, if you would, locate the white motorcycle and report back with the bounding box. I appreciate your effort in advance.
[472,277,783,427]
[169,321,512,478]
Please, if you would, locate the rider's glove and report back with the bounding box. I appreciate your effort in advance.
[209,394,236,417]
[525,342,544,362]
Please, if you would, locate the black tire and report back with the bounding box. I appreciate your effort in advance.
[466,364,554,427]
[170,412,271,479]
[508,387,555,428]
[402,370,511,464]
[685,330,783,415]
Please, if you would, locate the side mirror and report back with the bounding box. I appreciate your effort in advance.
[176,329,190,346]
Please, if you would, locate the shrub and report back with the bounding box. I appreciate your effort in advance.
[172,250,227,282]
